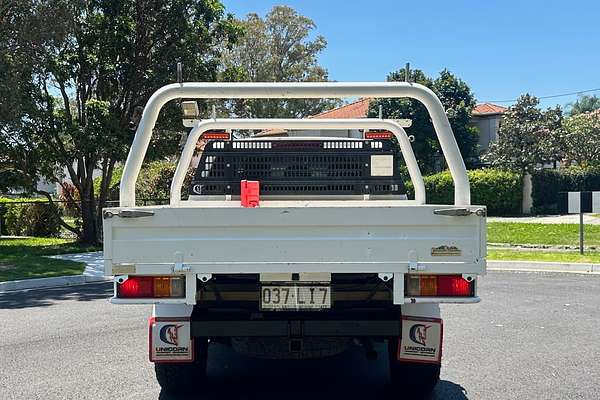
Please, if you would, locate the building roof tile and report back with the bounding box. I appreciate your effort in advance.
[472,103,507,116]
[310,98,372,119]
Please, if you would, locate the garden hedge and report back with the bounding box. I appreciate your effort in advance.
[0,197,62,237]
[405,168,523,216]
[94,160,193,204]
[531,166,600,214]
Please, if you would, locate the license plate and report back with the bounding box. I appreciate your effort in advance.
[261,285,331,310]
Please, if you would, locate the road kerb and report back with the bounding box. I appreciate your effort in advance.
[0,275,110,293]
[488,260,600,274]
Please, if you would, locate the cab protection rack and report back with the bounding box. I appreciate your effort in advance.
[120,82,470,208]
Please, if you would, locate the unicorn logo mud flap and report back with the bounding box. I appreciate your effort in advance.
[398,316,443,364]
[149,317,194,362]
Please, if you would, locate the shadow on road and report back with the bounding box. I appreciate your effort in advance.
[158,343,469,400]
[158,379,467,400]
[0,282,112,309]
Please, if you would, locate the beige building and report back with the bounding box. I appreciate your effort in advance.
[470,103,507,152]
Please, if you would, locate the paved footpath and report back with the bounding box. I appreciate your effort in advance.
[1,270,599,400]
[49,251,104,278]
[489,214,600,225]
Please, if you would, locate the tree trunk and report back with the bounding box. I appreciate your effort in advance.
[79,174,98,245]
[80,198,97,244]
[95,158,116,243]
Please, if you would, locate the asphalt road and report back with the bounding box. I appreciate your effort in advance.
[1,271,599,400]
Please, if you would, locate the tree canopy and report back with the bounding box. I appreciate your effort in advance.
[483,94,563,173]
[367,68,478,173]
[220,5,339,118]
[566,94,600,115]
[0,0,241,243]
[561,110,600,167]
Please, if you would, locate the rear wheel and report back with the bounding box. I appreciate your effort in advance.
[387,338,440,399]
[155,338,209,394]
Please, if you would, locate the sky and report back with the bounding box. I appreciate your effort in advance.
[223,0,600,109]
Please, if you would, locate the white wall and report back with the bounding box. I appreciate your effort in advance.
[472,115,502,152]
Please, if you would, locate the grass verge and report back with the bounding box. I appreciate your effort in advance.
[488,222,600,247]
[488,249,600,264]
[0,237,99,282]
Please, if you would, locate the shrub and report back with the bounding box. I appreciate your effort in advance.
[93,161,194,204]
[0,198,62,237]
[93,165,123,202]
[531,166,600,214]
[58,182,81,218]
[406,169,523,216]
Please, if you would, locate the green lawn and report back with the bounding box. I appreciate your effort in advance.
[488,249,600,264]
[488,222,600,247]
[0,237,99,282]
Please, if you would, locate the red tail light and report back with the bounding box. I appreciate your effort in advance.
[437,275,473,296]
[202,131,231,140]
[405,275,474,297]
[117,276,185,298]
[118,276,153,297]
[364,131,393,139]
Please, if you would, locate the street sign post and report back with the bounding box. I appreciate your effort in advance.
[559,191,600,254]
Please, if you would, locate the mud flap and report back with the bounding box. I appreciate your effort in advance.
[149,317,194,363]
[397,316,443,364]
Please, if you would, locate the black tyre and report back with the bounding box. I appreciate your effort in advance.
[387,338,440,399]
[155,338,209,394]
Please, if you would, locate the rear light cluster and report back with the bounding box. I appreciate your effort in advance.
[117,276,185,298]
[201,130,231,140]
[405,275,474,297]
[364,131,393,139]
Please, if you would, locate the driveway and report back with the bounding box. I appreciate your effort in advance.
[0,271,599,399]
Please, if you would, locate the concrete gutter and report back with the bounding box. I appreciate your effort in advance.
[0,274,109,292]
[488,260,600,274]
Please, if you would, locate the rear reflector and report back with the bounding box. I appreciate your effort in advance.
[365,131,393,139]
[241,180,260,208]
[405,275,473,297]
[117,276,185,298]
[202,131,230,140]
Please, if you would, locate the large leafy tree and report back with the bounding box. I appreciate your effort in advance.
[368,68,478,173]
[561,111,600,167]
[566,94,600,115]
[483,94,563,173]
[0,0,241,244]
[220,5,339,118]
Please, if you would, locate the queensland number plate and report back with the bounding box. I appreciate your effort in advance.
[261,285,331,310]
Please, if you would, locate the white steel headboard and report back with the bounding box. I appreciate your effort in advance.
[120,82,470,207]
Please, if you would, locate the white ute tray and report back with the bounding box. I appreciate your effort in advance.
[103,202,486,275]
